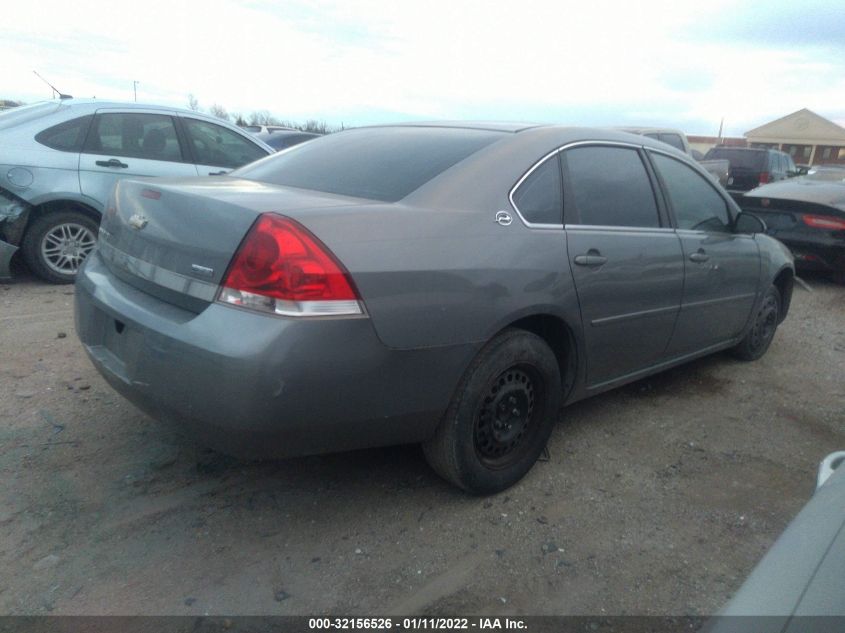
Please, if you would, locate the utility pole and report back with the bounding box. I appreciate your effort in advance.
[133,80,139,102]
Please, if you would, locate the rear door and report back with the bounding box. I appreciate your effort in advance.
[561,144,684,388]
[179,117,269,175]
[648,151,760,356]
[79,109,197,208]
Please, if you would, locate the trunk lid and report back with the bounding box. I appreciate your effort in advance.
[98,177,361,312]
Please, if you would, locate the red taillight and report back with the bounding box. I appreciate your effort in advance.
[802,214,845,231]
[758,172,770,185]
[218,214,363,317]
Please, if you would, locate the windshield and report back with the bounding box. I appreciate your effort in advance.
[0,101,64,131]
[234,126,505,202]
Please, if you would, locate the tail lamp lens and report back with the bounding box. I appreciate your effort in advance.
[801,214,845,231]
[218,214,363,317]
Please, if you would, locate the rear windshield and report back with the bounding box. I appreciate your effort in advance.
[704,148,765,170]
[234,127,505,202]
[0,102,64,131]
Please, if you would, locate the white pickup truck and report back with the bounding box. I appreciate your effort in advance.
[617,127,730,187]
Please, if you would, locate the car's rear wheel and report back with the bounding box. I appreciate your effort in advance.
[22,211,99,284]
[423,329,561,494]
[732,284,781,361]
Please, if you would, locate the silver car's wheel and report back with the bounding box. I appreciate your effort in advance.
[40,222,97,276]
[22,211,100,284]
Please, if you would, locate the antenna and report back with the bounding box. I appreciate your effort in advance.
[32,71,72,100]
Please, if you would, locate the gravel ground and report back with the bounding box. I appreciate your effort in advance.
[1,261,844,616]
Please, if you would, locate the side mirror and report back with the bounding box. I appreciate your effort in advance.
[734,211,767,234]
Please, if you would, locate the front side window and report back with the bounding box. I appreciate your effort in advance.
[35,115,93,152]
[563,146,660,228]
[182,119,267,169]
[651,153,731,232]
[84,113,183,162]
[511,154,562,225]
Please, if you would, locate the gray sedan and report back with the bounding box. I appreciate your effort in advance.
[74,124,794,494]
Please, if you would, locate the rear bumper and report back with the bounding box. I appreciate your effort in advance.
[772,233,845,273]
[75,251,475,458]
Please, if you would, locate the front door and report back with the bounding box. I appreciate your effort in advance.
[179,117,269,176]
[648,151,760,356]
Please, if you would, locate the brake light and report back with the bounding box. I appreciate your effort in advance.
[218,213,363,317]
[802,214,845,231]
[759,172,770,185]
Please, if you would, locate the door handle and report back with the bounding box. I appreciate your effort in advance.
[95,158,129,168]
[574,253,608,267]
[689,250,710,263]
[208,170,229,176]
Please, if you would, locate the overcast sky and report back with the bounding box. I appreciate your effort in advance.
[3,0,844,135]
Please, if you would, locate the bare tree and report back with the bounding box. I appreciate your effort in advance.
[209,103,230,121]
[232,113,247,127]
[248,110,283,126]
[300,119,330,134]
[187,93,200,111]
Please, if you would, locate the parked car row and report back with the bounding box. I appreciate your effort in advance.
[704,146,799,194]
[617,126,731,186]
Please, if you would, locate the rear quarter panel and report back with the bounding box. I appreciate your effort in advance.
[298,205,580,351]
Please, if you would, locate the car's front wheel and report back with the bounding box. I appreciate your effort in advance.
[22,211,99,284]
[423,329,562,494]
[732,284,781,361]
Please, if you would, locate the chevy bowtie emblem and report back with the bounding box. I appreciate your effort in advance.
[128,214,149,230]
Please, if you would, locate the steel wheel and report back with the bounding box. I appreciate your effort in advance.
[747,292,779,351]
[423,329,562,494]
[732,284,781,361]
[474,366,540,469]
[40,222,97,276]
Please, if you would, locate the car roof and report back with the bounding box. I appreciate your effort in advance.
[615,126,685,135]
[32,99,247,126]
[362,121,545,133]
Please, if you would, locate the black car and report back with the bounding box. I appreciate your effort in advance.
[739,167,845,282]
[705,147,797,195]
[255,130,320,152]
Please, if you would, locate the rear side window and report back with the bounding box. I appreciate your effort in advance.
[183,118,267,168]
[84,113,183,162]
[563,146,660,228]
[235,127,504,202]
[651,153,730,232]
[35,115,93,152]
[511,154,562,225]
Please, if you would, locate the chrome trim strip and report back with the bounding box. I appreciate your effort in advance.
[591,304,679,327]
[508,148,563,230]
[564,224,677,234]
[680,293,757,310]
[97,239,219,302]
[509,140,645,230]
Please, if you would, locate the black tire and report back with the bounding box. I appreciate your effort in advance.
[422,329,562,494]
[732,284,781,361]
[21,211,99,284]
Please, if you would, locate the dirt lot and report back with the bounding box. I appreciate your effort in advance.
[1,262,844,616]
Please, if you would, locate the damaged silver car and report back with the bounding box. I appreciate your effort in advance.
[0,100,272,282]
